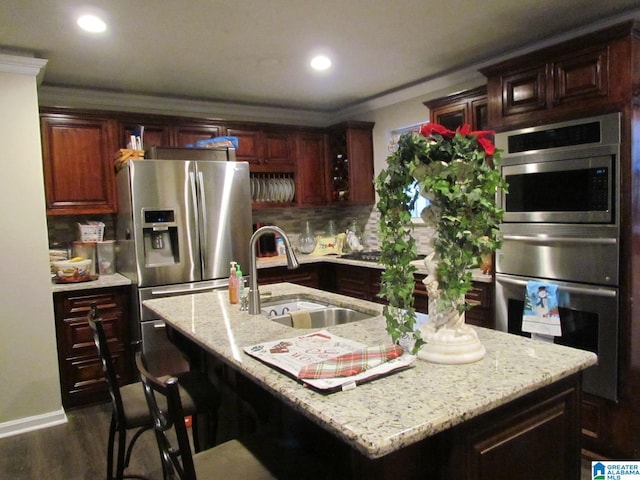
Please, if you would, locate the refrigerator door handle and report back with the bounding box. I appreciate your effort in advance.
[197,170,208,271]
[189,170,201,263]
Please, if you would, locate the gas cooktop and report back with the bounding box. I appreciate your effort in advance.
[339,251,382,262]
[339,251,426,263]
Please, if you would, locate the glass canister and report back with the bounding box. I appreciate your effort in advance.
[97,240,116,275]
[72,241,97,276]
[298,221,317,254]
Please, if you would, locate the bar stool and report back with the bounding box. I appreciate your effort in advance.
[88,303,220,479]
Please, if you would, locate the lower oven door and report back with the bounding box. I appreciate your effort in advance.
[495,273,618,401]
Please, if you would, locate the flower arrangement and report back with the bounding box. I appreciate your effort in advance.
[375,123,506,355]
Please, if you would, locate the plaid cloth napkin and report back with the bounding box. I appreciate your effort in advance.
[298,344,404,379]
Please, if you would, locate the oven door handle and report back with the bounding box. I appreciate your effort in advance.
[502,235,617,245]
[495,274,617,298]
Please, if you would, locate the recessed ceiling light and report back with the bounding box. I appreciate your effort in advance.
[77,14,107,33]
[310,55,332,71]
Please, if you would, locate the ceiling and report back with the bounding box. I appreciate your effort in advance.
[2,1,640,113]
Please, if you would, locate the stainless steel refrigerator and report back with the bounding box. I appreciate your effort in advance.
[116,155,252,374]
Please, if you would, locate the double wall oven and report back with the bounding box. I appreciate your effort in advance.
[494,113,621,401]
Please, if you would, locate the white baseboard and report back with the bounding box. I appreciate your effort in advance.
[0,408,68,439]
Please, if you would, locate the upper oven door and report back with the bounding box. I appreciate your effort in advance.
[501,153,614,224]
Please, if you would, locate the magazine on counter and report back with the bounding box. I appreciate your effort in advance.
[244,330,416,393]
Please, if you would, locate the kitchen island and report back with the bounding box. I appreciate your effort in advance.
[144,282,596,480]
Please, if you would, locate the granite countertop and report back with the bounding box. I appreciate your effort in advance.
[143,282,596,459]
[51,273,132,293]
[258,254,493,283]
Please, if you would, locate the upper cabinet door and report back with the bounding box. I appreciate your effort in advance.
[120,122,170,150]
[173,123,223,147]
[41,113,117,215]
[295,132,328,205]
[225,128,262,165]
[424,86,487,131]
[226,127,294,171]
[263,131,294,168]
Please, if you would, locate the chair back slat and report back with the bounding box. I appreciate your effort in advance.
[136,351,197,480]
[87,302,125,419]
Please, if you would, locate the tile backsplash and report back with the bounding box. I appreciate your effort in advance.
[47,215,116,249]
[47,206,435,253]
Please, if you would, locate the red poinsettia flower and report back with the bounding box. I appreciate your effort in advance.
[419,123,455,139]
[456,124,496,156]
[476,136,495,156]
[457,124,471,136]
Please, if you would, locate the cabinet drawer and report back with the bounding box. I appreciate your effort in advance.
[62,291,120,315]
[465,283,491,307]
[62,312,123,358]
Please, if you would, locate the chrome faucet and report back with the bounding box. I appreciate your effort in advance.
[249,226,299,314]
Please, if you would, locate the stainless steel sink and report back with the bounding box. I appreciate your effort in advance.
[261,297,328,317]
[269,306,373,328]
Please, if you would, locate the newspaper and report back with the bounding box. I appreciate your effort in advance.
[244,330,415,392]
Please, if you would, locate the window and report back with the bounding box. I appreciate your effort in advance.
[388,122,430,222]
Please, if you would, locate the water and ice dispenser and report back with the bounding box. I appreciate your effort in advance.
[142,209,179,267]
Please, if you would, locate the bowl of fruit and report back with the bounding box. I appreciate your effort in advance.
[53,257,94,283]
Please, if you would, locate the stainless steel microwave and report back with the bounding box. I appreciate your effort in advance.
[495,113,621,225]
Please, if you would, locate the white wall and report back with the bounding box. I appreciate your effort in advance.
[0,60,66,436]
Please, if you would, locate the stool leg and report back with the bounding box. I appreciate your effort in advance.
[116,422,126,479]
[191,414,201,453]
[107,414,117,480]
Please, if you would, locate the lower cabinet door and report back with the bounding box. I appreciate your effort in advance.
[53,286,131,409]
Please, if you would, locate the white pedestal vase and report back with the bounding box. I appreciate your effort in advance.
[417,311,486,364]
[415,198,486,364]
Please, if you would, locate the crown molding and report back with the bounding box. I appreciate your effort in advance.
[0,54,47,84]
[38,86,334,127]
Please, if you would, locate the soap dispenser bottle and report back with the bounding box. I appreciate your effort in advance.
[236,263,244,299]
[229,261,239,304]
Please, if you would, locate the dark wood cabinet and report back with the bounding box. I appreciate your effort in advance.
[443,375,581,480]
[173,122,224,147]
[41,113,118,215]
[334,264,384,304]
[119,119,223,149]
[295,131,328,205]
[328,122,375,205]
[120,121,171,151]
[226,126,294,171]
[41,110,374,215]
[480,22,633,132]
[464,281,495,329]
[53,286,131,409]
[258,264,322,289]
[424,86,488,131]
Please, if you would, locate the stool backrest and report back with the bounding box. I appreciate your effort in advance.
[135,351,196,480]
[87,302,125,421]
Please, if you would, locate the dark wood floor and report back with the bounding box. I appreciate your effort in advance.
[0,402,162,480]
[0,401,594,480]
